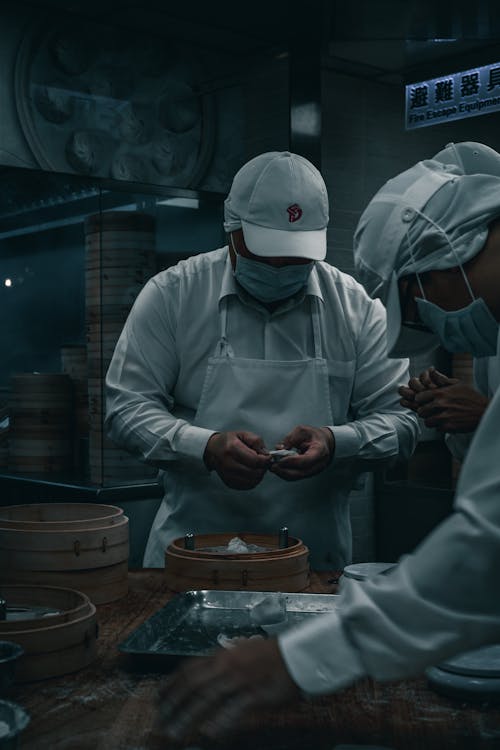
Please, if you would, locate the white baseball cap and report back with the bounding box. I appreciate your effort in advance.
[223,151,329,261]
[354,142,500,357]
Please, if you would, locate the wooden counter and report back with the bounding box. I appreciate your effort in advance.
[11,570,500,750]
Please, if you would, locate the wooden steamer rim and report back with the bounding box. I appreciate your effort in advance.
[0,585,97,682]
[0,504,129,604]
[0,515,129,570]
[0,502,124,530]
[4,561,129,606]
[169,532,305,560]
[0,584,93,631]
[165,532,310,593]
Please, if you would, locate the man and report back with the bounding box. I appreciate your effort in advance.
[105,150,418,571]
[155,143,500,743]
[394,143,500,463]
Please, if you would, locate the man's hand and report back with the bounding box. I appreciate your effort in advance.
[156,638,301,743]
[203,431,271,489]
[398,367,456,412]
[270,425,334,481]
[398,368,489,433]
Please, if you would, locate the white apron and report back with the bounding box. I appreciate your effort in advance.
[144,296,354,569]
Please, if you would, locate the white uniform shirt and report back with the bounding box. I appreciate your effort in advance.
[279,339,500,694]
[105,247,418,472]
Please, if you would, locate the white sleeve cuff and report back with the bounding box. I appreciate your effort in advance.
[329,424,361,460]
[173,424,217,461]
[278,609,366,695]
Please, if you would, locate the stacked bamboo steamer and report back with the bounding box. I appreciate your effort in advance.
[165,532,310,592]
[0,503,129,604]
[85,211,158,485]
[7,373,73,474]
[0,400,8,469]
[0,585,98,682]
[61,344,89,474]
[451,352,474,485]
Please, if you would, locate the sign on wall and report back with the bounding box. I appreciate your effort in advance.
[405,62,500,130]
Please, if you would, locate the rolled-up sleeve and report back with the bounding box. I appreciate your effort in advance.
[105,276,215,467]
[331,296,419,463]
[280,387,500,694]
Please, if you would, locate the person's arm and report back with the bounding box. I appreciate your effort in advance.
[331,296,419,465]
[105,272,271,486]
[105,275,215,468]
[156,390,500,741]
[280,384,500,692]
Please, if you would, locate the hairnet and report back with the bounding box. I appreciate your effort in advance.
[353,141,500,355]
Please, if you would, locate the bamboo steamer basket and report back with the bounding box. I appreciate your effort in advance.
[61,345,88,437]
[165,532,310,592]
[84,211,156,234]
[8,373,73,474]
[0,504,129,604]
[0,585,97,682]
[84,211,157,485]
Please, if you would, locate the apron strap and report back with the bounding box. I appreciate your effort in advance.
[311,297,323,359]
[214,299,235,358]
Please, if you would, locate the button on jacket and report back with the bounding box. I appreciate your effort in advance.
[105,247,419,566]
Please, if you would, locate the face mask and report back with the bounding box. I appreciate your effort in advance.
[416,296,498,357]
[231,235,313,303]
[402,209,499,358]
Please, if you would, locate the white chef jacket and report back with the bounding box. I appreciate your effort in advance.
[446,350,500,461]
[105,247,418,477]
[279,336,500,694]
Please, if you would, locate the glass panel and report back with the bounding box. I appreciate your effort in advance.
[0,166,224,485]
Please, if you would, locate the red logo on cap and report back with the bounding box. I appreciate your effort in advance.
[287,204,302,223]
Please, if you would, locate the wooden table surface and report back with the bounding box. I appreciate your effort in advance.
[10,570,500,750]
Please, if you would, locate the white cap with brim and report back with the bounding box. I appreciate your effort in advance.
[224,151,329,261]
[241,220,327,261]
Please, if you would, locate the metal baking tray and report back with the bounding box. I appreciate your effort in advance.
[118,590,338,669]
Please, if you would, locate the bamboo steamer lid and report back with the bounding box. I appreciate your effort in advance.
[165,532,310,593]
[0,504,129,604]
[0,503,123,529]
[0,585,97,682]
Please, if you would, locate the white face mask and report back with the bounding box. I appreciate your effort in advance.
[230,233,313,303]
[416,295,498,357]
[403,212,499,358]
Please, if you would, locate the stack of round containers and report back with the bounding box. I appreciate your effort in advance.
[61,344,89,475]
[8,373,73,474]
[84,211,158,485]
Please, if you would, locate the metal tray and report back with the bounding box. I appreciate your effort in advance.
[118,590,338,668]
